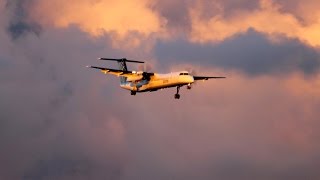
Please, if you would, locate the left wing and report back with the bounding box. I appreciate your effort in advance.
[193,76,226,80]
[86,66,154,80]
[87,66,132,76]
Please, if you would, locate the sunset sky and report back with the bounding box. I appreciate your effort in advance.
[1,0,320,179]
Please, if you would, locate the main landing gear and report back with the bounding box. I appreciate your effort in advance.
[131,91,136,95]
[174,86,181,99]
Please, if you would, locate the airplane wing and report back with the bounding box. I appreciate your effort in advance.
[87,66,132,76]
[87,66,154,78]
[193,76,226,80]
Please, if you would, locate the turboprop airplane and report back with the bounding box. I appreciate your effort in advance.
[87,58,225,99]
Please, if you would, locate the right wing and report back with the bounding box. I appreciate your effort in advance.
[193,76,226,81]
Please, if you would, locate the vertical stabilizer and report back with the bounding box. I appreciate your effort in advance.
[98,58,144,85]
[117,60,128,84]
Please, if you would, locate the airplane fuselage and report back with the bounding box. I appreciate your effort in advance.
[120,71,194,92]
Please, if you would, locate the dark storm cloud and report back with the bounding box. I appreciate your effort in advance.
[5,0,42,39]
[155,29,320,75]
[198,0,260,20]
[7,21,42,40]
[151,0,192,33]
[152,0,260,34]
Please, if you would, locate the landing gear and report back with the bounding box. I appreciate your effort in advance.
[131,91,136,95]
[174,86,181,99]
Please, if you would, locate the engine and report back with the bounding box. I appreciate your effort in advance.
[127,75,143,82]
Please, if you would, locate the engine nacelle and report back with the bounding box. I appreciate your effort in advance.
[132,71,144,75]
[127,75,143,82]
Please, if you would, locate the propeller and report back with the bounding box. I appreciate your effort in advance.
[137,63,153,81]
[188,68,197,77]
[138,63,152,72]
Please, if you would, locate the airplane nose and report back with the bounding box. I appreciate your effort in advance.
[180,75,194,84]
[188,75,194,83]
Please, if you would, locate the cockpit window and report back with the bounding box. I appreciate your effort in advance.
[179,73,189,75]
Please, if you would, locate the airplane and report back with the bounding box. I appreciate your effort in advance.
[87,58,225,99]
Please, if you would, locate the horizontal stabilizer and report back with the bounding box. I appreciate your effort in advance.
[98,58,144,63]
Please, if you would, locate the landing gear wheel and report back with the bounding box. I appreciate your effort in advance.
[131,91,136,95]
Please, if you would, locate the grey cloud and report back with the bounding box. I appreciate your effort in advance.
[206,157,320,180]
[118,86,320,180]
[23,158,124,179]
[198,0,260,20]
[8,21,42,40]
[0,25,129,179]
[152,0,260,33]
[154,29,320,75]
[151,0,192,34]
[5,0,42,39]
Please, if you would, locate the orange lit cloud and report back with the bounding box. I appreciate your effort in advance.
[30,0,164,37]
[190,0,320,46]
[285,73,320,102]
[29,0,320,47]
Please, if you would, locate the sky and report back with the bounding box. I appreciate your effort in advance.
[1,0,320,179]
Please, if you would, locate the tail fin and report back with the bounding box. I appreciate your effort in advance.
[98,58,144,84]
[117,60,128,84]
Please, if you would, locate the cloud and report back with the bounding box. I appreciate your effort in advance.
[151,0,192,34]
[155,29,320,75]
[5,0,42,39]
[1,0,320,180]
[277,0,320,25]
[116,72,320,180]
[0,21,129,179]
[29,0,163,37]
[189,0,320,47]
[23,0,320,48]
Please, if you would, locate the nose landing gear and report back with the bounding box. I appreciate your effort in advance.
[131,91,136,95]
[187,83,192,90]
